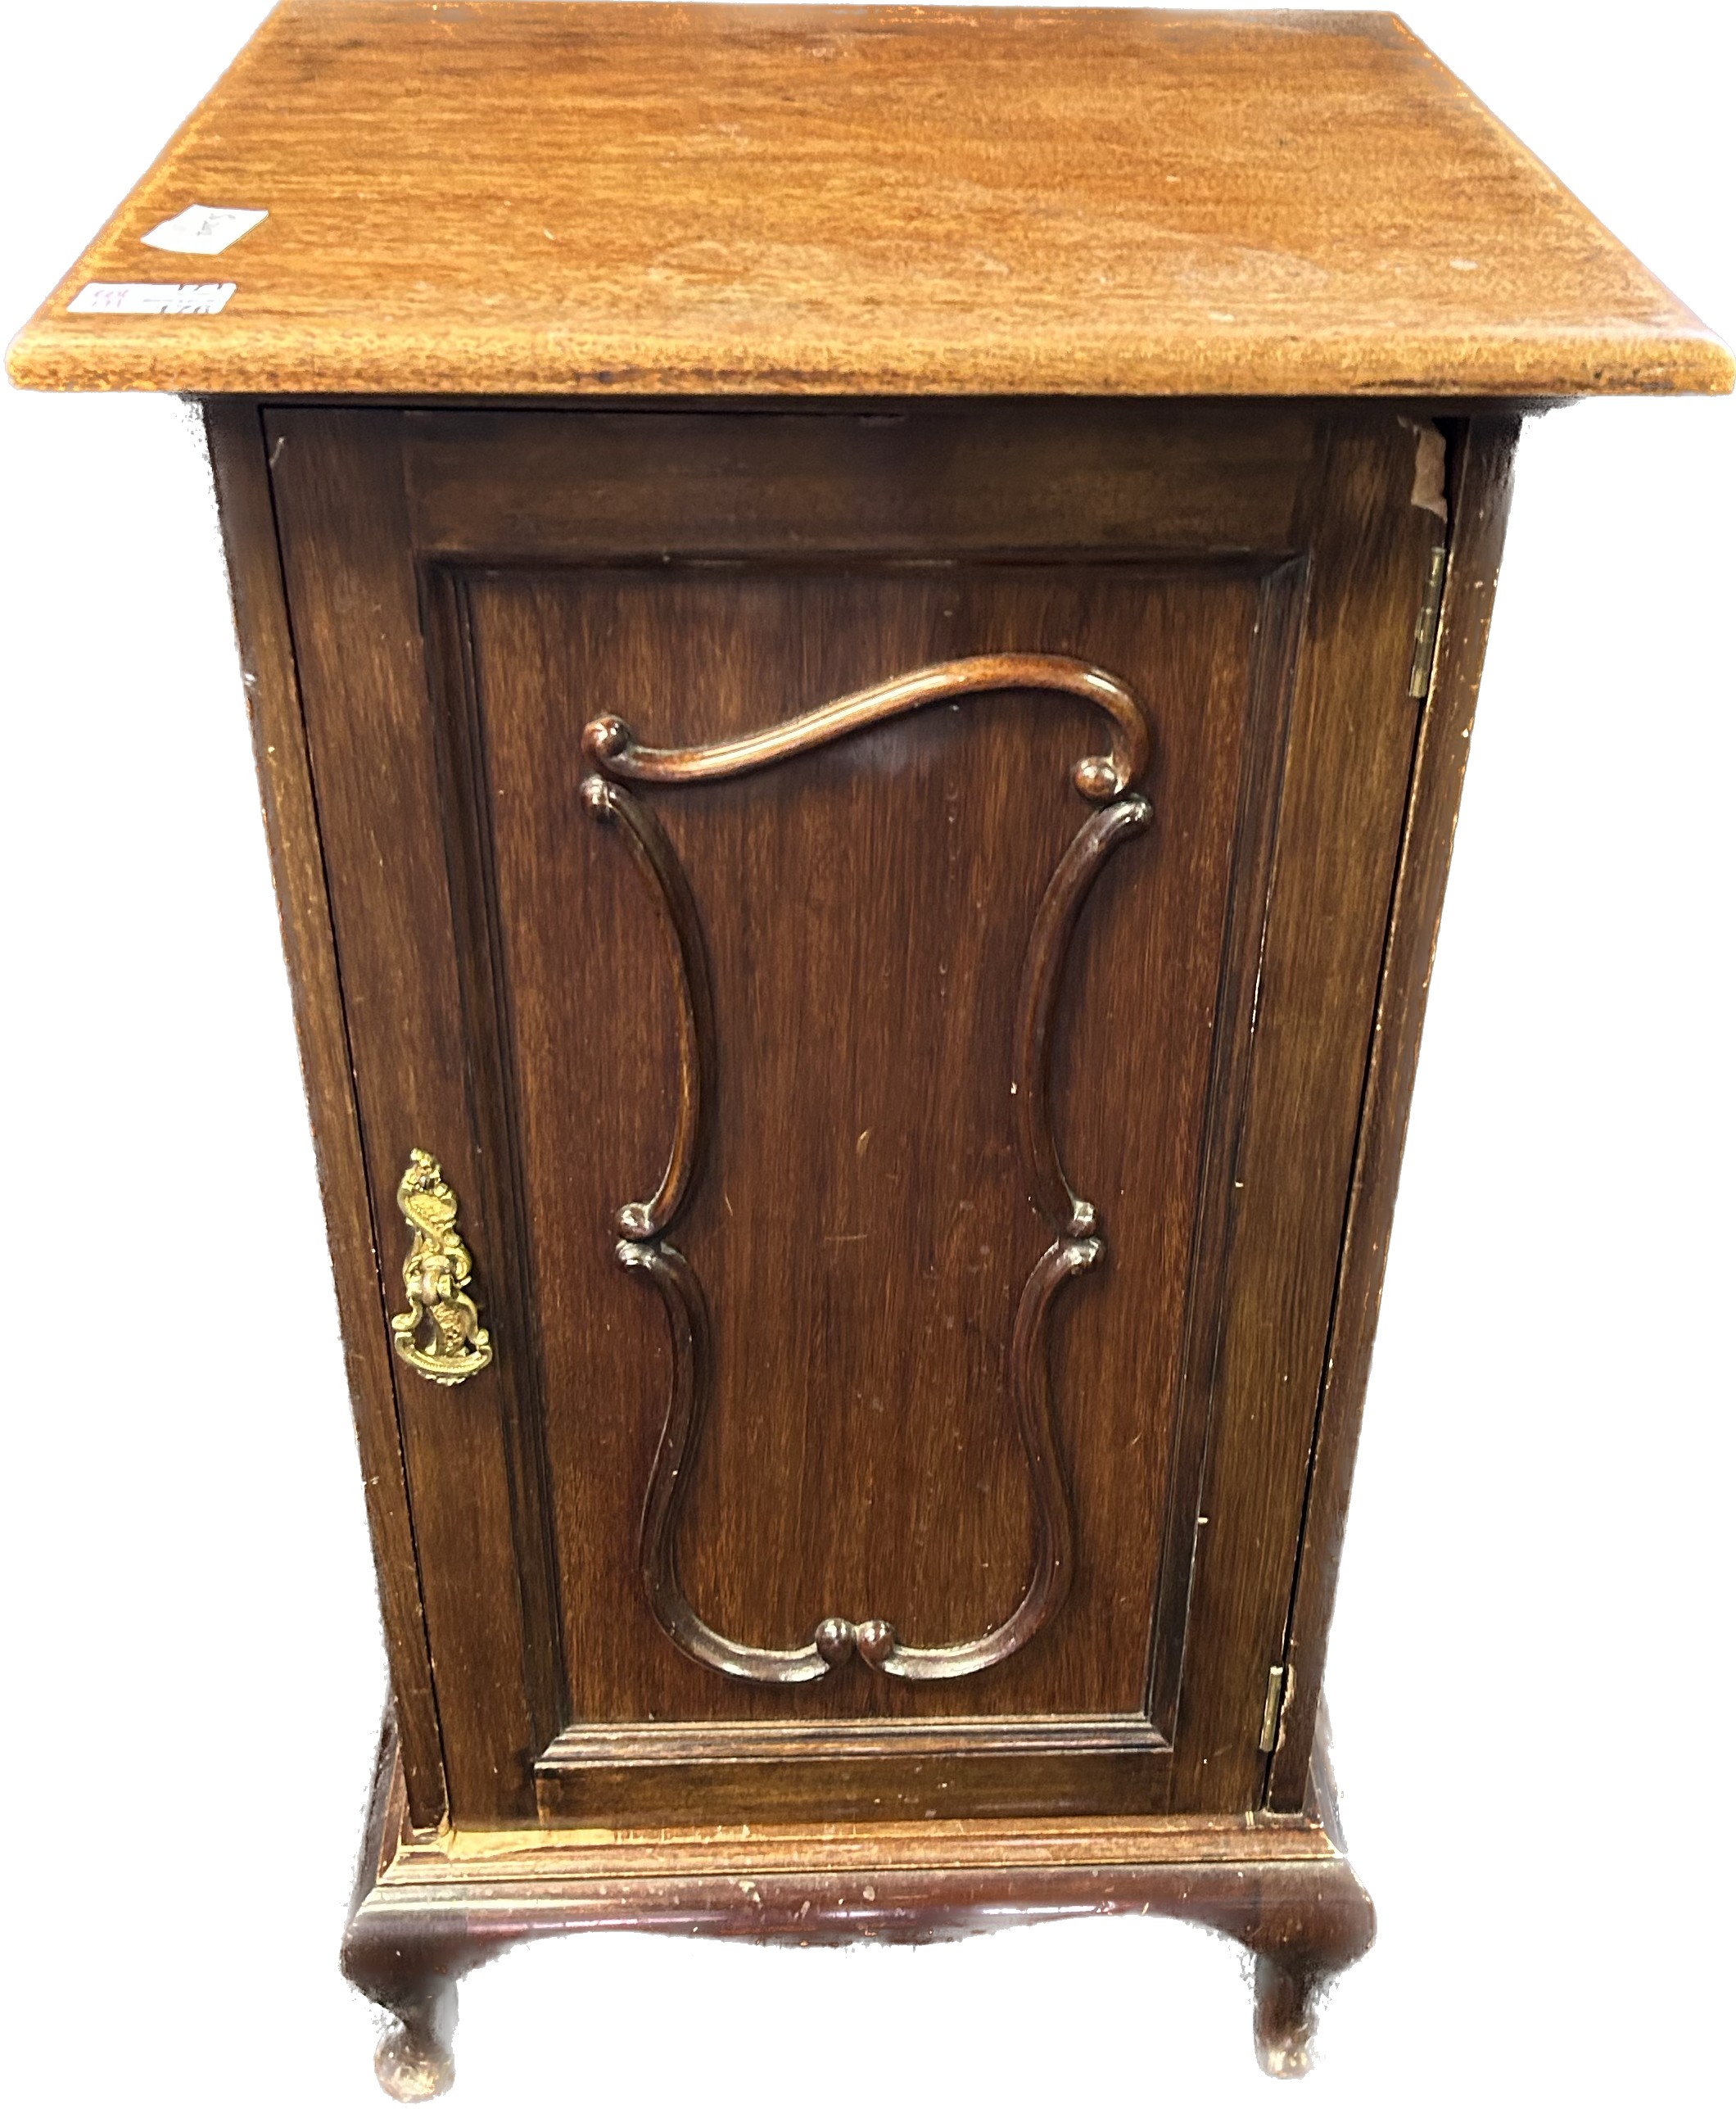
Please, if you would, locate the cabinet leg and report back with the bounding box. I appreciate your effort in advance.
[374,1985,457,2102]
[1242,1884,1374,2079]
[1250,1948,1331,2078]
[342,1921,465,2102]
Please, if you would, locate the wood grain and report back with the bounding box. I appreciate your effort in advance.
[269,401,1313,1823]
[1265,414,1522,1808]
[402,401,1322,554]
[201,401,447,1828]
[255,398,1446,1829]
[1167,411,1443,1811]
[346,1709,1374,2088]
[9,4,1729,398]
[433,549,1244,1778]
[39,10,1703,2075]
[197,387,1469,2072]
[266,410,554,1820]
[590,672,1152,1695]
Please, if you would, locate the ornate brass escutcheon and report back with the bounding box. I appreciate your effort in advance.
[390,1148,493,1385]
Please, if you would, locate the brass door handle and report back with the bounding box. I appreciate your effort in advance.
[390,1148,493,1384]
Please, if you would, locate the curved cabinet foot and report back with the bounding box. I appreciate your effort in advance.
[1251,1949,1331,2078]
[343,1715,500,2100]
[344,1704,1377,2090]
[373,1984,457,2102]
[342,1924,462,2101]
[1241,1872,1376,2079]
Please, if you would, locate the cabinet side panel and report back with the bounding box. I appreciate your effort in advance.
[1266,414,1523,1810]
[201,398,446,1825]
[1169,411,1448,1811]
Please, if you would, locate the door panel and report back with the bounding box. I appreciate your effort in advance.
[451,559,1282,1722]
[268,404,1436,1824]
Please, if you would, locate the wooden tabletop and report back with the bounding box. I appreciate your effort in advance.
[8,3,1729,399]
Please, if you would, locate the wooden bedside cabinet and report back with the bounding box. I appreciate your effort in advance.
[11,4,1728,2093]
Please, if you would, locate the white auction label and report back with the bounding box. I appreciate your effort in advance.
[140,204,268,255]
[67,282,237,316]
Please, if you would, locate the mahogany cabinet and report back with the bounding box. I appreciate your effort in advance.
[10,4,1729,2093]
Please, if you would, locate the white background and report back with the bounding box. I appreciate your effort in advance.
[2,4,1730,2102]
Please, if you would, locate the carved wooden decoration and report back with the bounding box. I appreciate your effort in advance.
[583,656,1152,1684]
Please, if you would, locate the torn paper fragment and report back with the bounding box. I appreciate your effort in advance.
[68,281,237,315]
[1399,416,1449,521]
[141,205,267,255]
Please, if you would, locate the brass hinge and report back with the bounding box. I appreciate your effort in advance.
[1408,543,1449,700]
[1258,1663,1287,1754]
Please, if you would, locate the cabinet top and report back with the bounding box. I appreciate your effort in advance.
[8,2,1730,400]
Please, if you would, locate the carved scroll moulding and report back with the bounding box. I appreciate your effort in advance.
[582,655,1153,1684]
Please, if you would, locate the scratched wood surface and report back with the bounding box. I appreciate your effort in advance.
[340,1713,1375,2087]
[1265,415,1521,1810]
[260,399,1443,1826]
[8,3,1730,397]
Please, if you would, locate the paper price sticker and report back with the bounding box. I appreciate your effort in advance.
[68,282,237,316]
[140,205,268,256]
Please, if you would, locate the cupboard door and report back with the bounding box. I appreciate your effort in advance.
[269,405,1439,1824]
